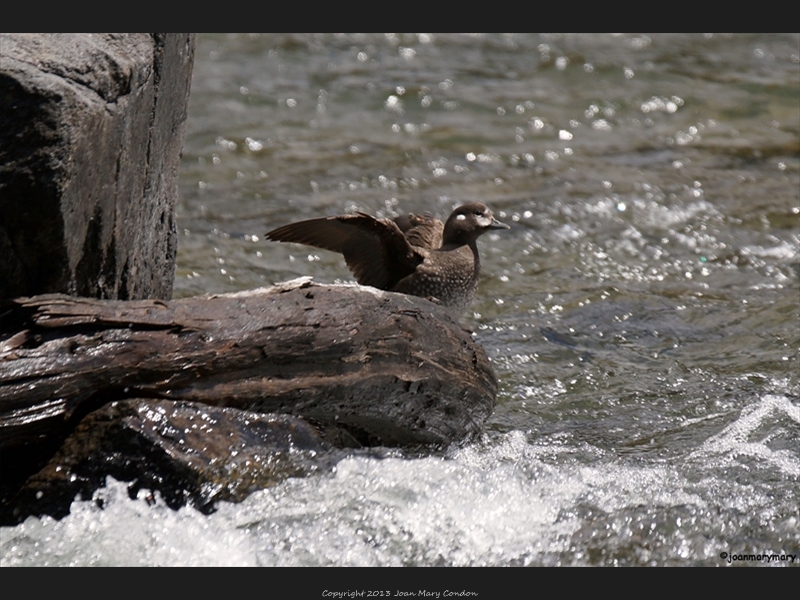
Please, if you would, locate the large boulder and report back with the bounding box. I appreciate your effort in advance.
[0,33,195,300]
[0,281,499,522]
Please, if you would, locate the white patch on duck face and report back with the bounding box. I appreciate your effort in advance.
[476,214,493,227]
[456,214,467,221]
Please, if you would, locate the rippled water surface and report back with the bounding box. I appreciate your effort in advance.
[3,33,799,567]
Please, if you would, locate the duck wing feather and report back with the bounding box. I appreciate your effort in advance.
[266,213,424,289]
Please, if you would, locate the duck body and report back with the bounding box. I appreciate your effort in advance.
[265,202,509,313]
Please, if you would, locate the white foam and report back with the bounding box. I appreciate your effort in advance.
[691,394,800,477]
[0,479,257,566]
[3,400,796,566]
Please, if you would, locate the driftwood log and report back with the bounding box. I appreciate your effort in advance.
[0,279,498,521]
[0,279,497,448]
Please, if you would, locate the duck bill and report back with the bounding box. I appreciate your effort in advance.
[489,217,510,230]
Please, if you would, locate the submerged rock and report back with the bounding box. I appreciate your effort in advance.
[5,399,340,523]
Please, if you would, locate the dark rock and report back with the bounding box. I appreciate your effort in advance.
[0,33,195,300]
[5,399,340,523]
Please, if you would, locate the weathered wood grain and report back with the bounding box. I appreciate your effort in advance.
[0,280,498,452]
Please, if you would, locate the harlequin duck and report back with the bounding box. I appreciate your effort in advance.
[265,202,509,313]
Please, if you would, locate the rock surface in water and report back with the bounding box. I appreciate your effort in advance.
[5,399,340,523]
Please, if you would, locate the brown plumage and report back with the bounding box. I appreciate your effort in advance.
[265,202,509,313]
[392,212,444,250]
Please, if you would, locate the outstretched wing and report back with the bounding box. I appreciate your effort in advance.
[266,213,424,289]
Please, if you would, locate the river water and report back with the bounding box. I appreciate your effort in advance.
[2,33,799,567]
